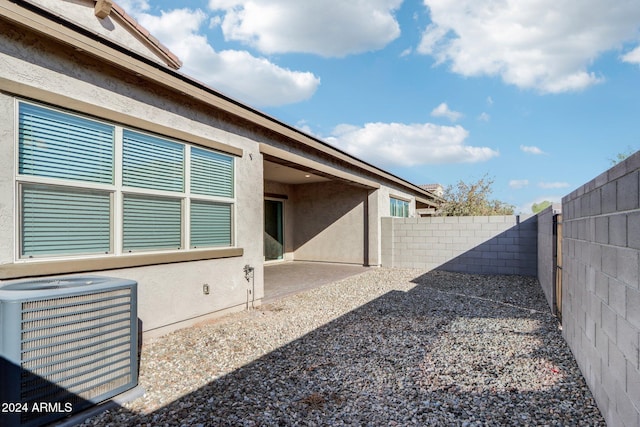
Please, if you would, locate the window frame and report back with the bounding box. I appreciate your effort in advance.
[14,100,238,264]
[390,196,410,218]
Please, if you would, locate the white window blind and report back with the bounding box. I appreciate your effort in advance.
[21,185,111,257]
[123,130,184,192]
[190,201,231,248]
[19,103,114,184]
[123,195,182,251]
[191,147,234,198]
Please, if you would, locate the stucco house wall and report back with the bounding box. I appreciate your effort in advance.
[264,180,420,266]
[0,18,264,336]
[0,1,440,337]
[291,181,368,265]
[368,185,418,266]
[291,181,420,266]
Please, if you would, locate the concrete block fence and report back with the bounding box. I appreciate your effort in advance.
[381,215,537,276]
[379,152,640,425]
[561,151,640,427]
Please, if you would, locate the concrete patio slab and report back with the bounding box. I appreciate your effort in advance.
[263,261,370,303]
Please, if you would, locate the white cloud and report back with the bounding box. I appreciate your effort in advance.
[400,47,413,57]
[538,182,570,189]
[478,112,490,122]
[431,102,463,122]
[116,0,150,14]
[520,145,545,155]
[293,120,317,136]
[622,46,640,64]
[486,96,494,106]
[128,8,320,107]
[509,179,529,189]
[418,0,640,93]
[326,122,498,168]
[208,0,402,57]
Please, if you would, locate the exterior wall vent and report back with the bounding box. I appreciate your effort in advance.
[0,276,138,427]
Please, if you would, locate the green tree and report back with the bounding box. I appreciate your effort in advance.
[609,146,637,166]
[532,200,552,214]
[439,174,515,216]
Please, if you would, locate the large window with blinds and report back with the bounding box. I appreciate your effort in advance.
[16,101,235,259]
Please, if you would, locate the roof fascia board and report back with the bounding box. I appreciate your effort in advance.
[259,144,380,189]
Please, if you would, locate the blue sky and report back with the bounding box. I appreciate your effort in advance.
[119,0,640,213]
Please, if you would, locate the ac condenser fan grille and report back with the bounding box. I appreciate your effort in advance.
[20,289,134,412]
[0,276,138,427]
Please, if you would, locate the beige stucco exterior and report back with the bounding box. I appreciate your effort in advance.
[265,180,368,265]
[0,7,263,336]
[0,0,441,337]
[263,178,422,267]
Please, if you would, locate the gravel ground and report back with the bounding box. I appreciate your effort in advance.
[81,268,605,426]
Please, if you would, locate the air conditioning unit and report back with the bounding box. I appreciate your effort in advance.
[0,276,138,427]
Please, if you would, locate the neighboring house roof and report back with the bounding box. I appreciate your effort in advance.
[419,184,444,197]
[0,0,441,207]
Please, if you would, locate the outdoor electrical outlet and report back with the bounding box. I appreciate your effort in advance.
[203,284,210,295]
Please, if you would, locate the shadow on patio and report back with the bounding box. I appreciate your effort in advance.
[79,270,604,426]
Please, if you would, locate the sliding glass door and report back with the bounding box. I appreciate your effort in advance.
[264,199,284,260]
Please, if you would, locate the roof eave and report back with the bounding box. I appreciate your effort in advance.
[1,1,441,204]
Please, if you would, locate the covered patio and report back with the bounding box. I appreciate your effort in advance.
[263,261,370,303]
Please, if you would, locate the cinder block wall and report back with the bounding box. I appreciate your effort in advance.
[562,152,640,426]
[537,205,559,313]
[381,215,537,276]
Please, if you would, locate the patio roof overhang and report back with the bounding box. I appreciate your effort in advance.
[260,144,380,190]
